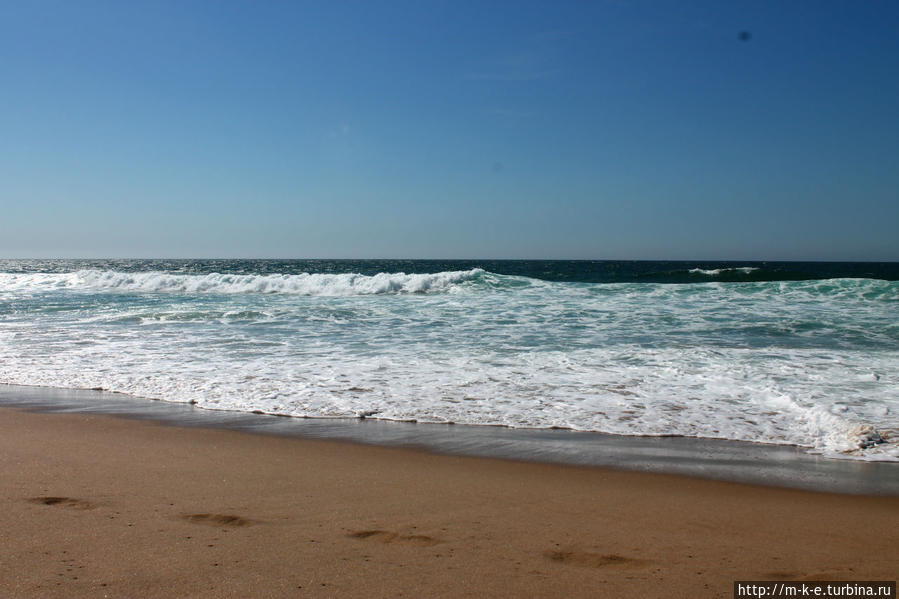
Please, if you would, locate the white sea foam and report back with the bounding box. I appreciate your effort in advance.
[1,271,896,461]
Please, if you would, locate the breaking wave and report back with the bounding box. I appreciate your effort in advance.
[0,269,493,296]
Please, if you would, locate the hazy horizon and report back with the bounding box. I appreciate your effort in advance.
[2,256,897,265]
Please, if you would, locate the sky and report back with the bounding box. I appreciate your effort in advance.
[1,0,897,260]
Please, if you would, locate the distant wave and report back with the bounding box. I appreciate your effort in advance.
[0,269,491,296]
[688,267,759,276]
[635,266,772,283]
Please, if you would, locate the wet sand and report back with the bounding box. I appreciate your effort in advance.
[1,407,897,598]
[4,384,896,495]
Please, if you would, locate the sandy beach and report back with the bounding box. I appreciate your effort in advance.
[1,407,896,598]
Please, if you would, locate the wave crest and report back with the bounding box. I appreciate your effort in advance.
[0,269,489,296]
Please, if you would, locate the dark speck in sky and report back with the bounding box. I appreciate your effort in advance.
[738,31,752,41]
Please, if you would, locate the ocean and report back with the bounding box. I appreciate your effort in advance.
[1,259,896,462]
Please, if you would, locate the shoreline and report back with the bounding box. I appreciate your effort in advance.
[1,384,897,496]
[2,404,897,598]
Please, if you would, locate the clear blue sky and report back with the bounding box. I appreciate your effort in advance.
[1,0,897,260]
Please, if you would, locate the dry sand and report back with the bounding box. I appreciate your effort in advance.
[1,407,896,598]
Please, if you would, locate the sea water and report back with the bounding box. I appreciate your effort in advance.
[0,259,896,461]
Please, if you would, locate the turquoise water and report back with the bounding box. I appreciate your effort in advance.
[0,259,896,460]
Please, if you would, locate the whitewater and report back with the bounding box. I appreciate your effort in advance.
[0,261,896,461]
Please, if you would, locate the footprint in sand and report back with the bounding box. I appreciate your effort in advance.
[545,549,647,569]
[348,530,440,547]
[182,513,255,527]
[28,496,96,510]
